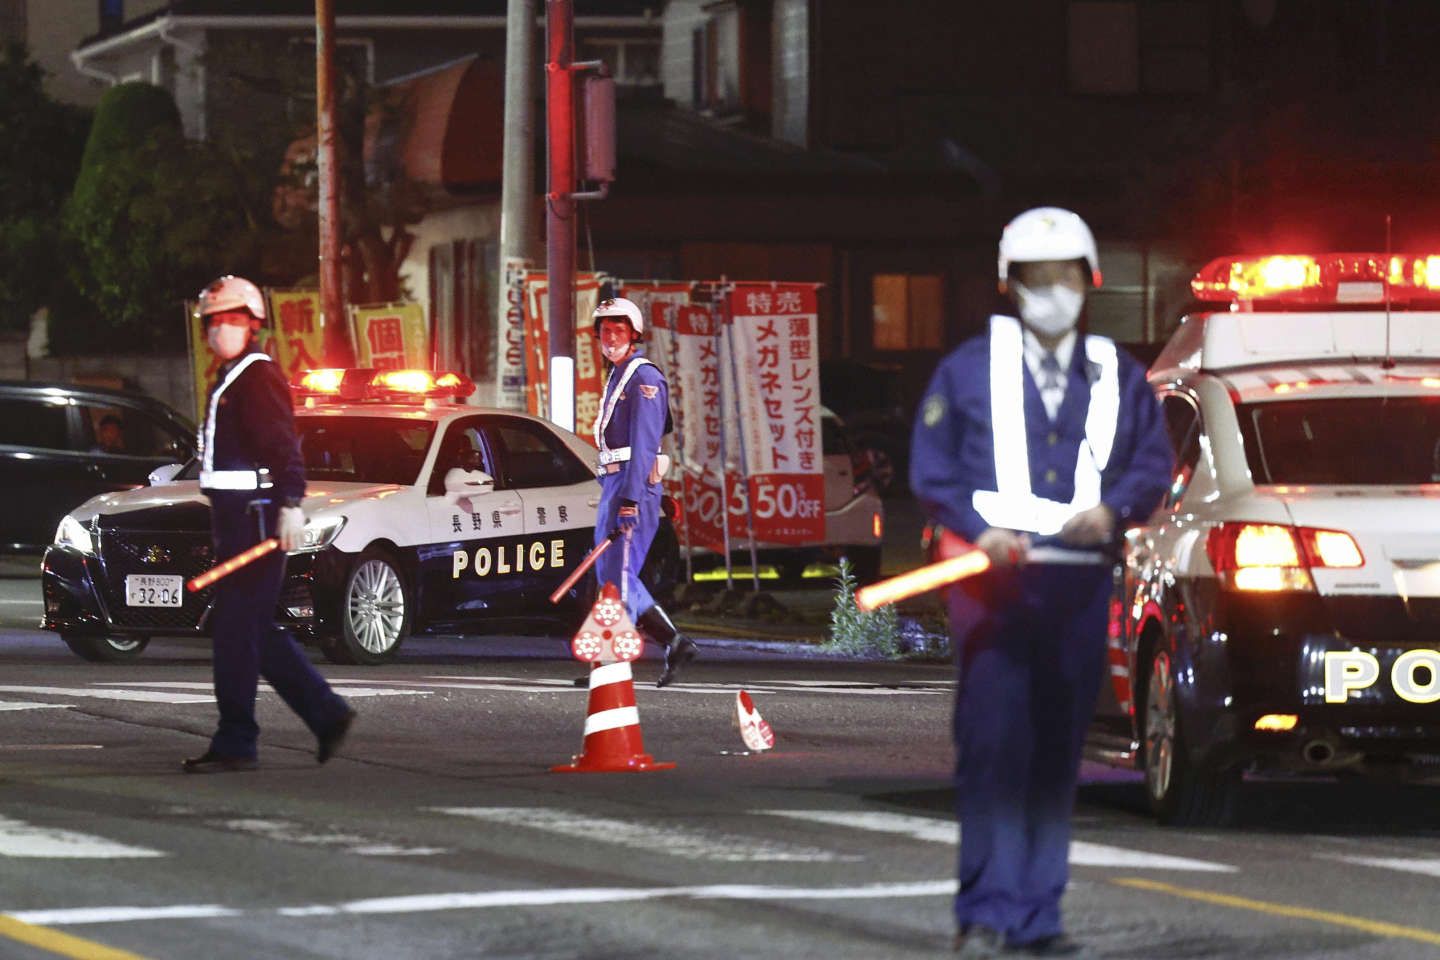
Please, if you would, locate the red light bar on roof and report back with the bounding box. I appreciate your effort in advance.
[369,369,476,400]
[1192,253,1440,305]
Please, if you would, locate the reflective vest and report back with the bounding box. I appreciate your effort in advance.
[594,356,655,467]
[198,351,275,491]
[971,314,1119,538]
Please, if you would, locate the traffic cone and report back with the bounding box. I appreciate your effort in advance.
[553,583,675,773]
[735,690,775,752]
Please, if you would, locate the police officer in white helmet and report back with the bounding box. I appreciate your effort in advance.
[590,296,697,687]
[910,210,1172,957]
[183,275,355,773]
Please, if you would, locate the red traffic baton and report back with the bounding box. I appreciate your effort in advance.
[548,529,621,605]
[186,538,280,593]
[854,548,991,612]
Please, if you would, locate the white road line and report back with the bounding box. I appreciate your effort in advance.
[0,598,41,605]
[1325,855,1440,878]
[8,905,237,925]
[5,881,957,926]
[0,701,70,712]
[0,685,212,704]
[91,681,432,699]
[423,676,945,697]
[431,807,859,863]
[213,819,446,857]
[0,816,164,859]
[756,810,1236,873]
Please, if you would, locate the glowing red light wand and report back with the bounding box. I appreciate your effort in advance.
[854,549,991,612]
[186,538,280,593]
[548,530,621,605]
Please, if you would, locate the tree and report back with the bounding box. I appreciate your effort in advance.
[0,43,90,335]
[61,82,258,353]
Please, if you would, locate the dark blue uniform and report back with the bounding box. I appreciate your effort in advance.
[593,352,669,620]
[199,346,350,760]
[910,319,1170,948]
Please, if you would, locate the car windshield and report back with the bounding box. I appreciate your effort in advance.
[1238,396,1440,485]
[296,416,436,485]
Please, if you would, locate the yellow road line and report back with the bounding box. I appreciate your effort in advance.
[0,915,154,960]
[1113,877,1440,947]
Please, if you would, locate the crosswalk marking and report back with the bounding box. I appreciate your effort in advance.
[0,686,211,705]
[213,819,446,857]
[1325,855,1440,878]
[431,807,859,863]
[0,701,69,712]
[8,905,237,925]
[756,810,1236,873]
[0,817,164,859]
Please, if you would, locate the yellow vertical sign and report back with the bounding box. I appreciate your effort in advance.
[351,301,429,370]
[268,289,327,381]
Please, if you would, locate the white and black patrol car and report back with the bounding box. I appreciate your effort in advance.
[42,369,680,664]
[1089,253,1440,825]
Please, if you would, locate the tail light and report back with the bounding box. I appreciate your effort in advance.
[1206,522,1364,592]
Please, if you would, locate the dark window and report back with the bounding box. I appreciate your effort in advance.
[488,418,593,489]
[1160,393,1201,507]
[1069,1,1210,95]
[297,417,435,486]
[99,0,123,33]
[0,398,69,451]
[76,403,191,458]
[821,415,850,457]
[1238,396,1440,485]
[427,419,500,496]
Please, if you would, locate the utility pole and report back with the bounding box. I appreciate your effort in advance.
[315,0,347,364]
[545,0,576,431]
[498,0,537,409]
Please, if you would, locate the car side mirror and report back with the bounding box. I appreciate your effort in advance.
[443,467,495,505]
[148,463,185,486]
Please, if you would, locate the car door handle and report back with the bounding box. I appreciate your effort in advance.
[498,506,523,515]
[587,497,600,507]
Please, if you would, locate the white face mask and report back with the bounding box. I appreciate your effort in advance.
[1013,281,1085,338]
[207,322,251,360]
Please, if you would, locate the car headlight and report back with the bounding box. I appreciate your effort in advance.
[55,515,94,554]
[290,515,346,554]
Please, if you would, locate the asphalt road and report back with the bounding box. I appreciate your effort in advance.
[3,572,1440,960]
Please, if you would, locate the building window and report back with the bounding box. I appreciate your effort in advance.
[872,274,943,351]
[1069,1,1209,95]
[98,0,123,34]
[578,38,660,87]
[693,2,741,114]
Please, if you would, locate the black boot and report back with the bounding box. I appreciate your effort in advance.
[639,605,697,688]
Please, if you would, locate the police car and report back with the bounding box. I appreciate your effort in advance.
[1090,253,1440,825]
[42,369,680,664]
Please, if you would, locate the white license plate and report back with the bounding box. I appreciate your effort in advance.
[125,575,184,607]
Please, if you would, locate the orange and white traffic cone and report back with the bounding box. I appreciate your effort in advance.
[553,582,675,774]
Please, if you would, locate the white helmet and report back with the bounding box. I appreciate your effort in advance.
[997,207,1101,289]
[593,296,644,337]
[198,275,266,322]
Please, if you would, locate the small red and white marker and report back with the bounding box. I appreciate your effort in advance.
[735,690,774,752]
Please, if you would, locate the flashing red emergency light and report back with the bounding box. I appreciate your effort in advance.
[1192,253,1440,305]
[291,368,475,403]
[370,368,476,399]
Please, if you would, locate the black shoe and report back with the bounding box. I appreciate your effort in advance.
[639,605,698,688]
[1008,934,1096,958]
[954,925,1006,958]
[182,750,258,774]
[316,707,356,764]
[657,636,698,688]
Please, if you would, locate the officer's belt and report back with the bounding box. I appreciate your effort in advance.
[1025,546,1108,565]
[600,463,623,475]
[597,446,631,466]
[200,468,273,491]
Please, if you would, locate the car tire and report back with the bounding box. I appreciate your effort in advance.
[1142,645,1238,827]
[61,632,150,663]
[325,548,411,666]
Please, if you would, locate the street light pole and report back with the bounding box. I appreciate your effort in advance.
[498,0,537,409]
[545,0,576,431]
[315,0,346,364]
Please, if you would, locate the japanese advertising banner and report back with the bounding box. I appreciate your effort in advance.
[351,301,429,370]
[724,283,825,545]
[521,273,603,437]
[184,300,279,423]
[268,289,326,382]
[497,257,530,410]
